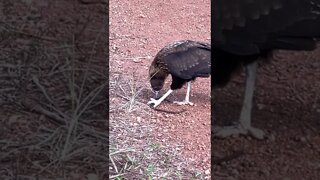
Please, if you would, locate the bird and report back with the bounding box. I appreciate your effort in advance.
[213,0,320,139]
[147,40,211,108]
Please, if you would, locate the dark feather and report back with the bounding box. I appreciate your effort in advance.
[213,0,320,138]
[149,40,211,91]
[213,0,320,86]
[163,42,211,79]
[213,0,320,55]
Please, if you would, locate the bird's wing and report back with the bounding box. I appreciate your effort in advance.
[213,0,320,55]
[163,43,211,80]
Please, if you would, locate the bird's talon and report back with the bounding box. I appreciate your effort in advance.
[213,125,265,139]
[147,98,161,108]
[147,98,155,105]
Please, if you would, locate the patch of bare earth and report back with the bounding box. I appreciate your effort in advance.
[213,49,320,179]
[1,1,107,179]
[109,0,211,179]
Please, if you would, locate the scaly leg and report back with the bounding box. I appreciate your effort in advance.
[174,81,194,106]
[213,61,265,139]
[148,89,173,108]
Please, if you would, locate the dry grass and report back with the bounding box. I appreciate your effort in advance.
[1,45,108,179]
[0,1,107,179]
[108,68,205,179]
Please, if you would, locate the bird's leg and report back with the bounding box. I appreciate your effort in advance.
[213,61,265,139]
[148,89,173,108]
[173,81,194,106]
[238,61,265,138]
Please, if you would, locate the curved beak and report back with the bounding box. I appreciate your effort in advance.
[153,90,159,99]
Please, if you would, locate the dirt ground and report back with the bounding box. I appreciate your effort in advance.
[213,49,320,179]
[109,0,211,178]
[2,0,317,179]
[1,1,107,179]
[110,0,320,179]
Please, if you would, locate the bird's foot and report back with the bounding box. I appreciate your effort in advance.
[147,98,161,108]
[213,125,265,139]
[173,100,194,106]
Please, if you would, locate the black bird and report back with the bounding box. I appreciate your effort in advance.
[147,40,211,108]
[213,0,320,139]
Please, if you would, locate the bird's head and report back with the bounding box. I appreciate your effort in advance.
[149,63,168,98]
[150,77,165,98]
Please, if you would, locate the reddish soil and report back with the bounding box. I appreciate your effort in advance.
[1,0,107,179]
[110,0,211,176]
[109,0,320,179]
[213,49,320,179]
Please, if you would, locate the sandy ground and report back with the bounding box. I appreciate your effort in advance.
[109,0,211,178]
[109,0,320,179]
[213,49,320,179]
[1,0,107,179]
